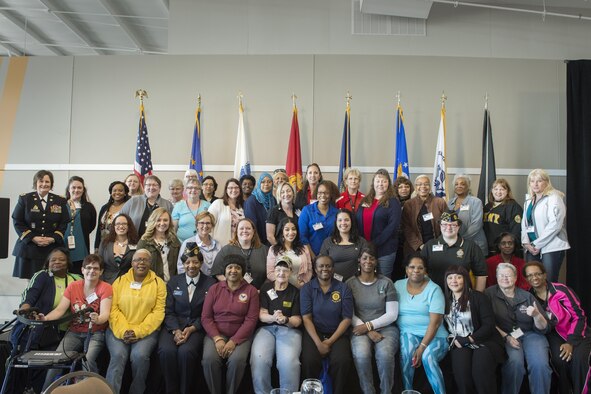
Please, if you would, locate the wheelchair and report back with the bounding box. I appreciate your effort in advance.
[1,307,94,394]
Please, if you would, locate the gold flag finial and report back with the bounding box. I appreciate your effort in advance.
[345,91,352,107]
[396,91,401,107]
[197,93,201,107]
[440,91,447,108]
[484,92,489,110]
[292,93,297,109]
[135,89,148,105]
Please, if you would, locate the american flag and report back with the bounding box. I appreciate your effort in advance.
[134,103,153,183]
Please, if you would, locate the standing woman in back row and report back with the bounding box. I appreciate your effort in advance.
[483,179,523,257]
[64,176,97,275]
[522,169,570,283]
[12,170,69,279]
[448,174,487,256]
[356,169,402,279]
[295,163,323,210]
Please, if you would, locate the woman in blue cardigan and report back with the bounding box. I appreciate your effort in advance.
[356,169,402,278]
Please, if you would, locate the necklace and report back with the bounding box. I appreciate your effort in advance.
[116,240,128,248]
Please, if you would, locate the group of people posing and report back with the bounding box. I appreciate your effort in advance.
[10,165,586,394]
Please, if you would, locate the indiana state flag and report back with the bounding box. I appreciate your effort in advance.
[394,104,410,180]
[189,103,204,181]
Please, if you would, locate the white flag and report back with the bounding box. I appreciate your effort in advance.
[432,107,447,198]
[234,101,251,178]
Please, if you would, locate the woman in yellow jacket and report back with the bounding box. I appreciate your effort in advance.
[105,248,166,394]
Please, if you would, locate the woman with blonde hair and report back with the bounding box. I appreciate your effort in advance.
[336,167,365,213]
[522,169,570,282]
[124,173,143,197]
[266,182,299,246]
[483,178,523,256]
[137,207,181,282]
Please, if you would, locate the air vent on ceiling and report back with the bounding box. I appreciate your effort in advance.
[352,0,426,36]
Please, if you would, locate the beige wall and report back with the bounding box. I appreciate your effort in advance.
[0,53,566,296]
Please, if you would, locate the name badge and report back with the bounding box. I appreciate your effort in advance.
[130,282,142,290]
[333,273,343,282]
[68,235,76,249]
[282,301,292,308]
[312,222,324,231]
[31,223,36,229]
[85,292,98,304]
[267,288,278,300]
[432,244,444,252]
[460,204,470,211]
[173,290,183,297]
[422,212,434,221]
[510,328,524,339]
[244,272,253,284]
[526,226,534,233]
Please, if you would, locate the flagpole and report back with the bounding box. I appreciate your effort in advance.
[484,93,489,199]
[441,91,448,200]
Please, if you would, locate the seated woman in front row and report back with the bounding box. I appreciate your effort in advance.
[106,248,166,394]
[442,265,505,394]
[158,245,216,394]
[485,262,551,394]
[201,254,259,394]
[347,245,399,394]
[250,256,302,394]
[394,254,448,394]
[40,254,113,389]
[300,255,353,394]
[524,261,591,394]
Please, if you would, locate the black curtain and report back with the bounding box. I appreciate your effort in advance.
[566,60,591,316]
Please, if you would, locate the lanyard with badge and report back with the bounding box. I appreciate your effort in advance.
[239,246,254,284]
[67,200,79,249]
[502,294,524,339]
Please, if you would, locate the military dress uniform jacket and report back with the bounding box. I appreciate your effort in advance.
[12,192,69,277]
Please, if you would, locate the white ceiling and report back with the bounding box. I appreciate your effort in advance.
[0,0,168,56]
[0,0,590,57]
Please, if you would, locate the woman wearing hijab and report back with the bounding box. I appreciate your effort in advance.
[244,173,276,246]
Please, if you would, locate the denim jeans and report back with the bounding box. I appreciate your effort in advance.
[250,325,302,394]
[351,325,399,394]
[105,328,159,394]
[525,250,565,283]
[377,252,397,279]
[501,330,551,394]
[42,330,105,389]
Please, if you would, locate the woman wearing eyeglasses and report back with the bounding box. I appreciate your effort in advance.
[177,211,220,277]
[172,178,210,243]
[106,248,166,394]
[251,256,302,394]
[524,261,591,394]
[485,262,551,394]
